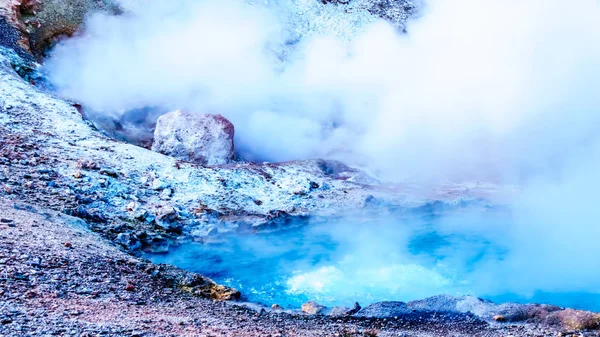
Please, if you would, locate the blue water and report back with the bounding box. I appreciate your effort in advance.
[148,211,600,311]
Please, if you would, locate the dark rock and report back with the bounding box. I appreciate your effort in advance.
[143,237,169,254]
[116,233,142,251]
[179,274,208,288]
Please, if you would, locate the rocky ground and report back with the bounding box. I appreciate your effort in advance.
[0,0,599,336]
[3,199,596,337]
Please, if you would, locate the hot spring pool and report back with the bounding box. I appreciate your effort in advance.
[147,210,600,311]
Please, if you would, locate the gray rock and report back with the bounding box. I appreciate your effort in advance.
[407,295,563,323]
[329,302,361,317]
[355,301,411,318]
[152,110,235,165]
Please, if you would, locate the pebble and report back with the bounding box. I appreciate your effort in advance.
[152,179,170,190]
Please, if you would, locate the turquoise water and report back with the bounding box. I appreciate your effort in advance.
[148,211,600,311]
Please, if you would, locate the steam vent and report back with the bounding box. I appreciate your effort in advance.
[1,0,600,336]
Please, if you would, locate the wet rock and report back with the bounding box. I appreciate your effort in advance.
[143,236,169,254]
[116,233,141,251]
[209,284,240,301]
[178,273,240,301]
[302,301,326,315]
[152,110,235,165]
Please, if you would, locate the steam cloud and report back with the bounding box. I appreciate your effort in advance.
[46,0,600,308]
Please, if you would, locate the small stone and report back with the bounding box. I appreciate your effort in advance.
[73,170,83,179]
[493,314,506,322]
[125,284,135,292]
[152,179,170,190]
[64,242,72,248]
[271,304,282,310]
[126,202,136,211]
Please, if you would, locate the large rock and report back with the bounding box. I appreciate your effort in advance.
[152,110,235,165]
[0,0,120,58]
[545,309,600,330]
[407,295,565,323]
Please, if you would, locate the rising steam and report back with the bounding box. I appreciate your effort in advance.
[46,0,600,309]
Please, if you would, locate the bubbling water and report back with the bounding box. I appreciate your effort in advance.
[148,206,600,311]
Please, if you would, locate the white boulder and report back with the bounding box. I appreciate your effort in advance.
[152,110,235,165]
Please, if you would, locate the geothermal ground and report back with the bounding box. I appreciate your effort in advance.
[1,0,600,336]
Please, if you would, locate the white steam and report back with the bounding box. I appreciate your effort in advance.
[45,0,600,308]
[45,0,600,182]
